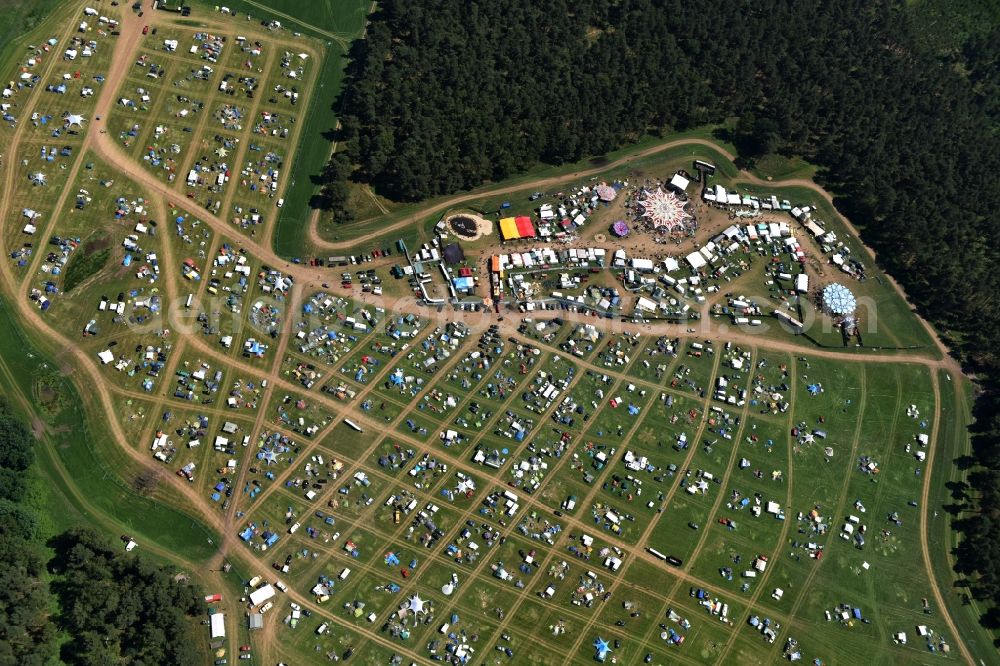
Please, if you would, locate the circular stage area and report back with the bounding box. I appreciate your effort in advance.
[637,187,693,233]
[446,213,492,241]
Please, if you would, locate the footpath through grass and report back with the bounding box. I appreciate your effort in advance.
[62,237,110,293]
[0,298,218,565]
[927,369,999,655]
[299,127,738,256]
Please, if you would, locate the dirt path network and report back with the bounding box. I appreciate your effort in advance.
[0,5,979,664]
[0,1,228,534]
[745,365,870,662]
[99,300,960,652]
[77,127,977,380]
[563,351,725,658]
[723,356,800,646]
[918,371,974,665]
[670,350,760,570]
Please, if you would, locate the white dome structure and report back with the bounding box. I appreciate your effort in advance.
[822,283,856,316]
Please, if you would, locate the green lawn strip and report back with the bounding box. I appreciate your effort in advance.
[927,369,999,659]
[0,1,71,114]
[0,298,218,563]
[61,238,110,293]
[749,154,817,182]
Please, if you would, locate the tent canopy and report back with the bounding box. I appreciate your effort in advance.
[499,216,536,241]
[639,187,690,231]
[499,217,518,240]
[822,283,857,315]
[442,243,465,264]
[515,216,535,237]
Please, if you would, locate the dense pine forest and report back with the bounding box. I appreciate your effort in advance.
[320,0,1000,636]
[0,401,55,665]
[49,528,204,665]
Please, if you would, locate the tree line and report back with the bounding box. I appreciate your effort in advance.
[0,401,54,665]
[318,0,1000,639]
[49,528,205,665]
[0,400,205,665]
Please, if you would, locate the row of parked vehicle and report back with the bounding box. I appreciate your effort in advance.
[292,246,395,267]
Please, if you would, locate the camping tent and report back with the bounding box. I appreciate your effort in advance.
[442,243,465,265]
[407,594,426,615]
[210,613,225,639]
[594,637,612,662]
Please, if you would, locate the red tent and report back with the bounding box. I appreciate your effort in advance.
[515,216,535,238]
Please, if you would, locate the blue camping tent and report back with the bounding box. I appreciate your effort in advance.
[593,637,611,662]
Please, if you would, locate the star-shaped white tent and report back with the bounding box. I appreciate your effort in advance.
[65,113,85,128]
[407,594,426,615]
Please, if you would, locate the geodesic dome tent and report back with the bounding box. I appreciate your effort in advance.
[821,283,856,316]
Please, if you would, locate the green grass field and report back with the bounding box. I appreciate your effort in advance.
[0,0,66,87]
[749,154,817,182]
[0,299,218,563]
